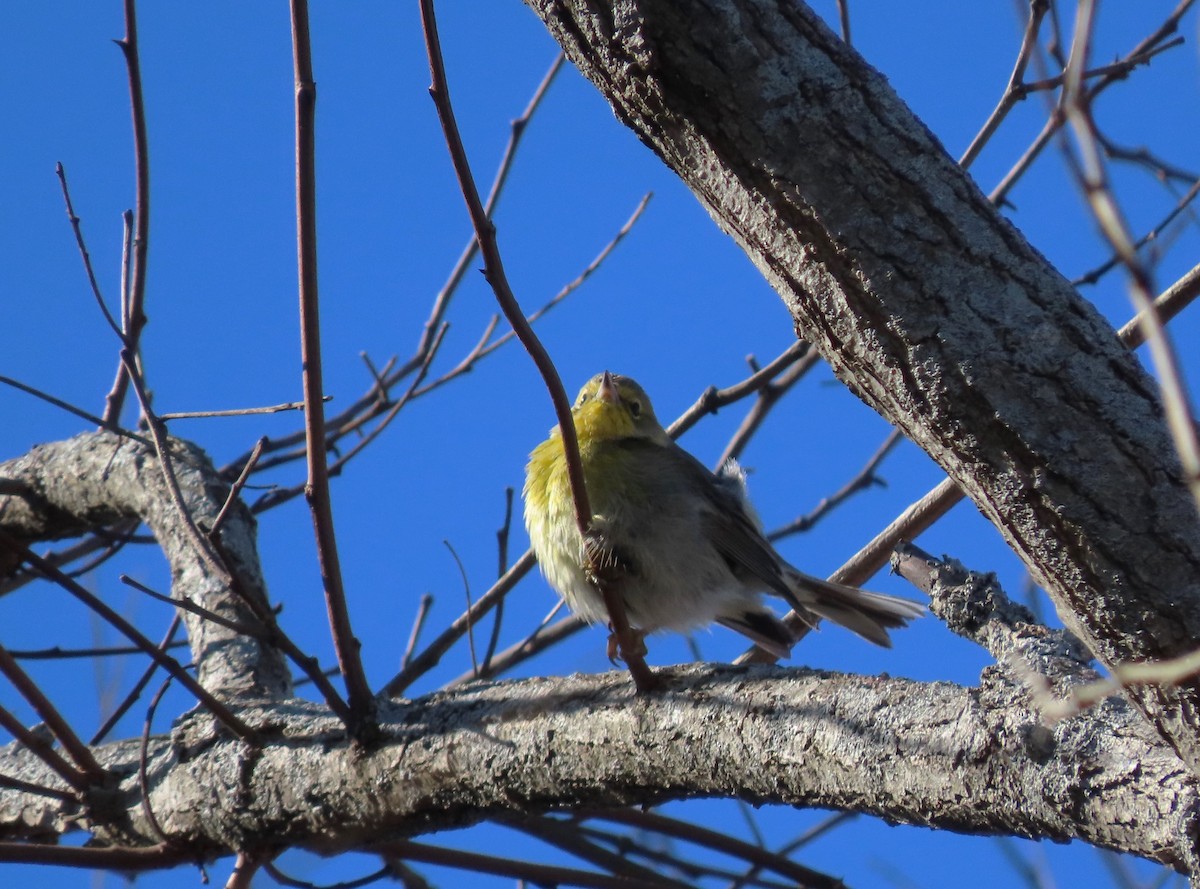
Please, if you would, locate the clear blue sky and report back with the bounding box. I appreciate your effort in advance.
[2,2,1198,887]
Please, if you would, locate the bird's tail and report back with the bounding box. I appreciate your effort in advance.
[781,568,924,647]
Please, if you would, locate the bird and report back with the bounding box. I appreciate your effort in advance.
[523,370,923,660]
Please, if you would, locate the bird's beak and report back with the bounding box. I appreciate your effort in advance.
[597,371,620,405]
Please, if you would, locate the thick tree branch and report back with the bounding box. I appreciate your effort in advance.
[0,666,1193,872]
[524,0,1200,773]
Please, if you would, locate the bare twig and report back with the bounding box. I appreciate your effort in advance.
[0,644,108,785]
[769,427,903,542]
[0,533,261,744]
[159,400,318,420]
[0,376,148,447]
[119,574,269,639]
[90,614,181,745]
[0,703,90,793]
[417,0,654,692]
[400,593,435,672]
[289,0,375,736]
[104,0,152,427]
[138,676,173,843]
[1061,0,1200,515]
[587,809,841,889]
[483,487,516,671]
[381,839,661,889]
[667,341,810,440]
[209,437,266,540]
[384,551,535,696]
[959,0,1048,170]
[54,163,124,341]
[449,614,585,687]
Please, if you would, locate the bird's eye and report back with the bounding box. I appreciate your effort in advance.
[627,399,641,418]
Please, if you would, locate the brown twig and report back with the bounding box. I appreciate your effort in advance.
[0,376,149,447]
[381,839,661,889]
[90,614,181,745]
[0,702,90,793]
[1061,0,1200,515]
[54,163,124,341]
[667,341,810,440]
[289,0,375,736]
[715,350,821,468]
[959,0,1048,170]
[119,574,269,639]
[0,532,261,743]
[384,551,535,696]
[449,614,585,687]
[585,809,840,888]
[0,841,183,869]
[104,0,152,427]
[768,427,903,542]
[0,772,76,802]
[400,593,435,673]
[159,400,318,420]
[482,487,515,671]
[415,53,565,362]
[0,644,108,785]
[990,0,1195,204]
[1073,178,1200,287]
[417,0,655,692]
[137,676,173,843]
[209,437,266,540]
[264,860,395,889]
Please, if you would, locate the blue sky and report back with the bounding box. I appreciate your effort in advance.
[2,2,1198,887]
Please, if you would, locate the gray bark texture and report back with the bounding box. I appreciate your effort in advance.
[524,0,1200,771]
[0,664,1195,871]
[2,0,1200,878]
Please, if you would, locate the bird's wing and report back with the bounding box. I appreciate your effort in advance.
[653,447,795,600]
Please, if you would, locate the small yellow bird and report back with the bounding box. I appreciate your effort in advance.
[523,371,923,659]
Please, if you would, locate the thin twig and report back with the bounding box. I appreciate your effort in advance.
[667,341,810,440]
[209,437,266,540]
[0,702,89,793]
[400,593,435,672]
[384,551,535,696]
[90,614,181,745]
[0,772,76,802]
[0,645,108,785]
[289,0,375,735]
[449,614,585,687]
[55,163,124,341]
[137,675,173,843]
[120,574,269,638]
[415,53,565,361]
[482,487,515,671]
[443,541,478,678]
[959,0,1048,170]
[104,0,152,426]
[381,839,664,889]
[716,351,821,468]
[159,400,319,420]
[416,0,655,692]
[587,809,840,889]
[0,533,261,743]
[1074,178,1200,287]
[769,428,903,541]
[0,376,149,446]
[1061,0,1200,514]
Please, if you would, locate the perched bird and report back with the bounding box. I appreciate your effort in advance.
[523,371,923,659]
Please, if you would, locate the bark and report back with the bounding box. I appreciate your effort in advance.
[0,431,290,701]
[0,664,1194,871]
[524,0,1200,773]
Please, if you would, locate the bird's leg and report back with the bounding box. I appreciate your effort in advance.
[583,528,660,693]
